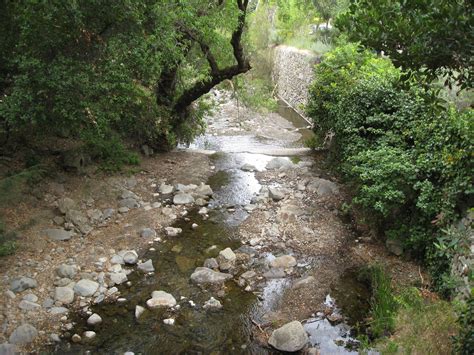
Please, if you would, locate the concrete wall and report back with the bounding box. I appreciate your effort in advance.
[272,45,320,119]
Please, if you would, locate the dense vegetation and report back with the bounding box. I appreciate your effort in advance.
[307,0,473,350]
[0,0,251,165]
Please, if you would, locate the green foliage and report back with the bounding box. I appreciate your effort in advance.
[233,76,278,112]
[367,266,398,338]
[0,1,251,161]
[0,220,16,257]
[307,44,474,290]
[0,165,48,207]
[81,130,139,173]
[336,0,474,89]
[455,295,474,354]
[429,225,472,298]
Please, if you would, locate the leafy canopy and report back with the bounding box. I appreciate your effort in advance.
[336,0,474,89]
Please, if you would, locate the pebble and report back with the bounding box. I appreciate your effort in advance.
[163,318,175,325]
[87,313,102,326]
[71,334,82,343]
[135,305,145,319]
[137,259,155,273]
[83,331,96,340]
[10,277,37,293]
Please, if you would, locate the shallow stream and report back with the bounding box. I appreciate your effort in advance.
[54,97,371,354]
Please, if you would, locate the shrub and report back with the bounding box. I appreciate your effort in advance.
[0,220,16,257]
[307,44,474,289]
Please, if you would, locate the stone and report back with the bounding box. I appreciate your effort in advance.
[195,198,208,206]
[83,331,96,340]
[22,293,38,303]
[53,216,65,225]
[118,207,129,214]
[49,307,69,315]
[18,300,41,311]
[119,198,139,209]
[10,277,37,293]
[195,183,213,197]
[165,227,182,237]
[5,290,16,300]
[176,184,198,193]
[198,207,208,215]
[50,334,61,343]
[43,228,75,241]
[141,144,153,157]
[307,178,339,196]
[65,209,92,234]
[87,313,102,326]
[265,157,293,170]
[292,276,315,290]
[203,258,219,269]
[268,187,285,201]
[190,267,232,285]
[73,279,99,297]
[217,248,236,271]
[135,305,145,319]
[159,183,174,194]
[138,259,154,273]
[103,208,115,220]
[263,268,286,279]
[87,209,103,223]
[270,255,297,269]
[0,343,16,355]
[110,254,124,265]
[268,321,308,352]
[71,334,81,343]
[56,264,78,279]
[219,248,236,262]
[140,228,156,239]
[203,297,223,310]
[241,164,256,172]
[55,287,75,304]
[58,197,76,214]
[386,238,403,256]
[8,324,38,345]
[109,272,128,285]
[122,250,138,265]
[146,291,176,308]
[173,193,195,205]
[42,298,54,308]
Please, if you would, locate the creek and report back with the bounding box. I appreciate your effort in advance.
[54,93,370,354]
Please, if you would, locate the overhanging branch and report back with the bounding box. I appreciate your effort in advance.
[173,0,251,112]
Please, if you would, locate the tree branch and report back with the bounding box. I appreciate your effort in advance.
[173,0,250,112]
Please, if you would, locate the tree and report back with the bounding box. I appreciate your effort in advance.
[0,0,251,152]
[336,0,474,89]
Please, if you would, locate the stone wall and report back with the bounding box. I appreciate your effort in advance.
[272,45,320,119]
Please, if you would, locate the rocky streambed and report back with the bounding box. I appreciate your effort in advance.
[1,91,422,354]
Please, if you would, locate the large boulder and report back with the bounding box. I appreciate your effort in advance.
[56,264,78,279]
[268,321,308,352]
[190,267,232,285]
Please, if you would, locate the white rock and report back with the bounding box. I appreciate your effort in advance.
[87,313,102,326]
[146,291,177,308]
[163,318,175,325]
[165,227,182,237]
[135,305,145,319]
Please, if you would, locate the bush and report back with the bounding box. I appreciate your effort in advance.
[307,44,474,289]
[0,221,16,257]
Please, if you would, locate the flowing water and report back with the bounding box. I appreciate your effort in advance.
[53,96,371,354]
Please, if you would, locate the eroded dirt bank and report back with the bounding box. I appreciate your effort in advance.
[0,91,422,354]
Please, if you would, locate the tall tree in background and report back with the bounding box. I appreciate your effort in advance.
[337,0,474,89]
